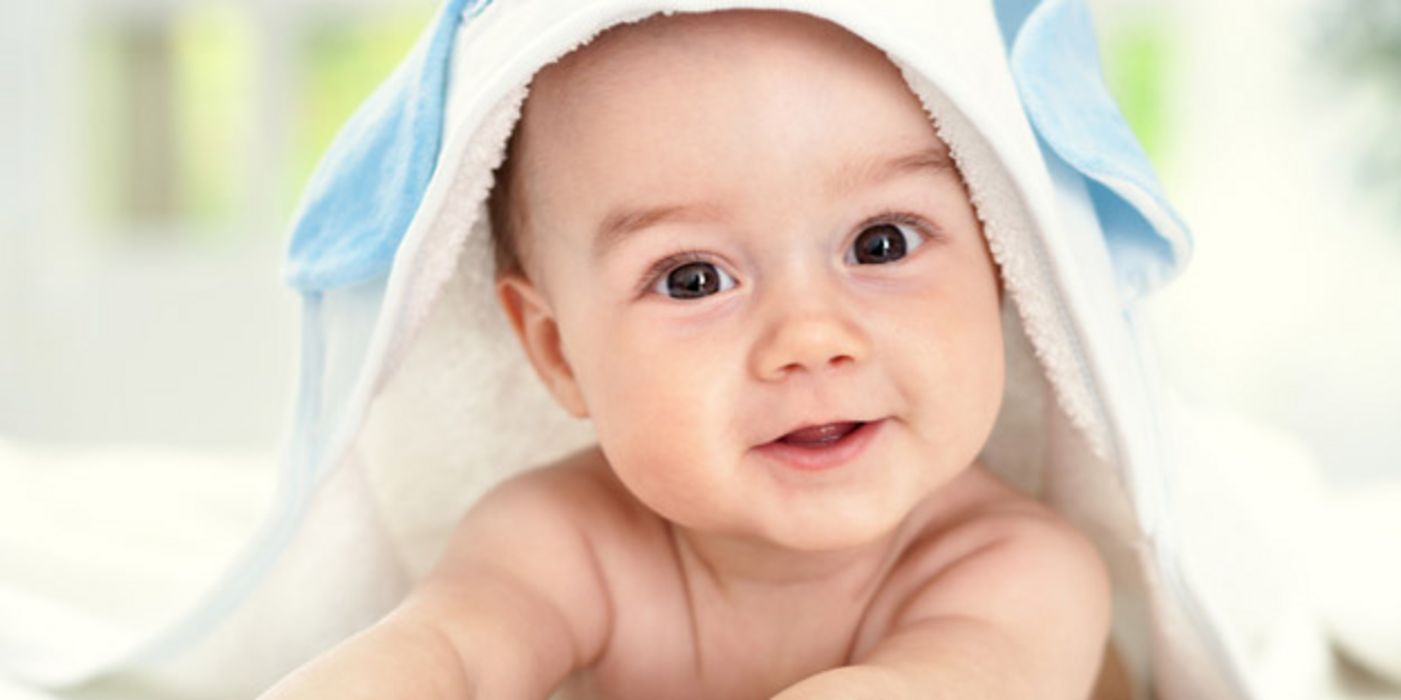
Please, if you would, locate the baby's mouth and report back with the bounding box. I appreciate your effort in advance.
[776,421,865,447]
[756,419,885,472]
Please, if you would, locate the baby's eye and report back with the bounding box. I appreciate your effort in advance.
[846,220,926,265]
[652,260,736,299]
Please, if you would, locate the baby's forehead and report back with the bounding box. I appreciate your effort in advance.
[513,10,936,188]
[526,10,898,123]
[498,7,963,274]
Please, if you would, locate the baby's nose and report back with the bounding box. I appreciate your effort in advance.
[749,308,871,382]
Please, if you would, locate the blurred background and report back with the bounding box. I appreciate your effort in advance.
[1,0,434,454]
[1094,0,1401,486]
[0,0,1397,694]
[1,4,438,693]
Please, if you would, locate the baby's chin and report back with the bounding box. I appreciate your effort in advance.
[646,480,917,556]
[751,467,978,555]
[755,469,967,552]
[759,521,901,555]
[745,491,927,554]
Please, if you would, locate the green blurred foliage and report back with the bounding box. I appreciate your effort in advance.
[172,5,253,232]
[83,5,430,238]
[1318,0,1401,90]
[1100,16,1175,167]
[84,22,128,230]
[84,5,254,236]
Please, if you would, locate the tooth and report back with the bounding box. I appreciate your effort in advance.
[785,422,856,444]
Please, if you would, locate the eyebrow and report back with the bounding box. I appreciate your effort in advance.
[592,146,956,257]
[830,146,956,195]
[594,202,727,258]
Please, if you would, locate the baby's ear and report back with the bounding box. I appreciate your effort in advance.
[495,275,590,418]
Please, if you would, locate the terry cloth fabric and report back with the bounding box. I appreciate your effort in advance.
[6,1,1385,698]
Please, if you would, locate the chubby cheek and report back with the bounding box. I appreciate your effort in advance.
[890,290,1004,467]
[569,313,745,526]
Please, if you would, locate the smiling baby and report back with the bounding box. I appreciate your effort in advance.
[262,9,1115,699]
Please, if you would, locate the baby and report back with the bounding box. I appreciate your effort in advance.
[265,9,1116,699]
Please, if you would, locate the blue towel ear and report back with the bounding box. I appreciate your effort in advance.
[284,0,485,292]
[996,0,1191,299]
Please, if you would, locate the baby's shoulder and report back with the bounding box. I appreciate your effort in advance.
[907,465,1083,551]
[458,446,664,553]
[456,446,681,588]
[898,466,1105,590]
[413,448,666,684]
[858,466,1111,661]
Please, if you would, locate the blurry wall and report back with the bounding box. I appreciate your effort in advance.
[0,0,433,452]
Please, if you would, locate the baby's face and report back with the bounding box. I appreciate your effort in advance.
[499,11,1004,552]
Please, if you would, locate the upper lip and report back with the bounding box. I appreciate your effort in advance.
[759,417,882,445]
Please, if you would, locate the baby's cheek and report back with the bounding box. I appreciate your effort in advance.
[939,340,1004,457]
[589,342,737,508]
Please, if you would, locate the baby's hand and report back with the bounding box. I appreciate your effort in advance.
[769,664,911,699]
[257,608,473,699]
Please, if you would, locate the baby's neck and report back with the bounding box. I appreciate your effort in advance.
[666,519,910,605]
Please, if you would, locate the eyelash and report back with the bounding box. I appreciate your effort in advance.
[854,210,939,246]
[637,210,939,298]
[637,250,724,298]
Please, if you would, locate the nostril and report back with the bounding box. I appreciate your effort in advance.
[751,316,870,381]
[775,353,853,378]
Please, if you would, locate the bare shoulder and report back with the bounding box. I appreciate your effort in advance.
[876,467,1106,590]
[860,466,1113,698]
[914,467,1111,630]
[937,466,1103,552]
[452,445,647,542]
[392,447,641,697]
[428,445,649,613]
[447,446,667,576]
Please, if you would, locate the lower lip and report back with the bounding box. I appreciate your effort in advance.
[753,419,885,472]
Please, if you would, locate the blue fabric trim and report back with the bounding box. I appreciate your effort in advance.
[993,0,1039,52]
[283,0,487,292]
[996,0,1191,298]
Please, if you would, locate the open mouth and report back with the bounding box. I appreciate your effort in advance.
[776,421,865,447]
[757,419,884,472]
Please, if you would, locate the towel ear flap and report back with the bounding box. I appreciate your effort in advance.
[996,0,1191,300]
[283,0,482,293]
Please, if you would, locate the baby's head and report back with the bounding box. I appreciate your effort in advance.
[490,10,1005,551]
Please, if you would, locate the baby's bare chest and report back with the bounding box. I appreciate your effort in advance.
[548,464,1022,699]
[554,535,931,700]
[556,585,890,700]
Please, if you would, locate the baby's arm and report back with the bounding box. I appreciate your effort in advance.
[259,469,611,699]
[774,507,1112,699]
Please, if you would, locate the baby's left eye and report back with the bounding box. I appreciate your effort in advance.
[845,221,926,265]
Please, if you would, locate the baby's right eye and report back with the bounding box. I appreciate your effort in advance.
[652,260,736,299]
